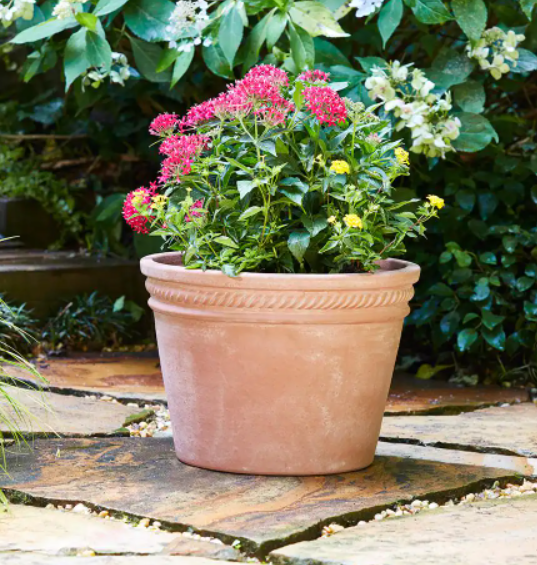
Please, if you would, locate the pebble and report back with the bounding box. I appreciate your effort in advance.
[321,523,345,537]
[77,550,96,557]
[138,518,151,528]
[72,503,90,514]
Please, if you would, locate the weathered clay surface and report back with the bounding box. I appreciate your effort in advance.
[386,376,528,415]
[0,437,515,552]
[0,387,145,436]
[4,356,166,402]
[381,403,537,457]
[0,504,176,555]
[271,495,537,565]
[2,556,238,565]
[377,441,537,476]
[164,537,241,560]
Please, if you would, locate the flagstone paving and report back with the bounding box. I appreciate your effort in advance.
[3,556,238,565]
[270,495,537,565]
[381,403,537,457]
[0,387,149,437]
[0,437,518,554]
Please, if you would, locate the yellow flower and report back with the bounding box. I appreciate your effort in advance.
[427,195,445,209]
[395,147,410,166]
[151,194,168,211]
[327,215,337,224]
[330,160,350,175]
[131,189,147,207]
[343,214,363,229]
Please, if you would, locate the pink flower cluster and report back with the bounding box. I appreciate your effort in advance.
[149,113,179,137]
[185,199,204,222]
[158,134,210,183]
[122,185,156,234]
[303,86,347,126]
[298,70,330,84]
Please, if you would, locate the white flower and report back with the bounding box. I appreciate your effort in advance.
[364,75,396,101]
[52,0,83,20]
[349,0,384,18]
[0,0,35,26]
[391,61,409,82]
[411,69,434,97]
[167,0,209,49]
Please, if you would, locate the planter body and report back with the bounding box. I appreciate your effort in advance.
[141,252,420,475]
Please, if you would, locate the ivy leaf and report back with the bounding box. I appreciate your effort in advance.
[451,0,487,41]
[11,17,78,44]
[289,0,348,38]
[124,0,175,42]
[403,0,452,25]
[378,0,403,47]
[481,309,505,330]
[479,252,496,265]
[516,276,534,292]
[219,4,244,67]
[452,112,499,152]
[288,22,315,71]
[481,325,506,351]
[129,37,172,82]
[440,311,460,337]
[214,236,239,249]
[94,0,131,17]
[457,328,478,351]
[288,231,311,263]
[86,31,112,71]
[511,48,537,73]
[524,301,537,320]
[63,27,90,91]
[171,48,194,88]
[203,42,233,79]
[453,81,486,113]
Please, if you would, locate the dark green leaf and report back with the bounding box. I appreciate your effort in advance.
[63,27,90,91]
[404,0,452,24]
[11,17,78,44]
[203,42,233,79]
[455,189,475,211]
[288,22,315,71]
[524,301,537,319]
[378,0,403,47]
[242,11,272,71]
[439,251,452,263]
[157,48,180,73]
[86,31,112,71]
[502,235,517,253]
[129,37,172,82]
[237,180,257,199]
[453,80,486,113]
[219,5,244,67]
[516,276,534,292]
[479,251,496,265]
[452,112,499,152]
[357,56,387,73]
[440,311,460,337]
[451,0,487,40]
[239,206,264,220]
[512,48,537,73]
[124,0,175,42]
[481,309,505,330]
[520,0,537,19]
[429,282,453,296]
[288,231,311,262]
[457,328,478,351]
[266,10,288,49]
[171,48,194,88]
[481,325,506,351]
[94,0,130,16]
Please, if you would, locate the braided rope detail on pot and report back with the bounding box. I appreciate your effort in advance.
[146,280,414,310]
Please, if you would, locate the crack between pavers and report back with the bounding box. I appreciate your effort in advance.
[383,398,531,417]
[2,474,529,560]
[377,436,535,458]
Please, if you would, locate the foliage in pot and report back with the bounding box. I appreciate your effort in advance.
[129,66,439,475]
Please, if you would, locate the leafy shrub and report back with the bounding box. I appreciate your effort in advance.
[41,291,144,352]
[0,295,37,353]
[124,66,442,275]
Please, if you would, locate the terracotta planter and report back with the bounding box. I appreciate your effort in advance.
[141,252,420,476]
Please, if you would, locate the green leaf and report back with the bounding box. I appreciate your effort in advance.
[512,48,537,73]
[439,251,452,263]
[124,0,175,42]
[520,0,537,19]
[457,328,478,351]
[427,48,474,88]
[129,37,172,82]
[440,311,460,337]
[63,27,90,91]
[266,11,288,49]
[303,216,328,236]
[378,0,403,47]
[479,251,496,265]
[11,17,78,44]
[453,249,472,267]
[416,363,451,380]
[214,236,239,249]
[357,56,387,73]
[313,37,350,66]
[452,112,499,152]
[481,309,505,330]
[451,0,487,40]
[157,48,180,73]
[75,12,98,31]
[86,31,112,71]
[171,48,194,88]
[113,296,126,312]
[219,4,244,67]
[239,206,264,220]
[455,189,475,211]
[94,0,130,16]
[482,325,506,351]
[502,235,517,253]
[288,22,315,71]
[242,11,272,71]
[288,231,311,263]
[203,42,233,79]
[237,180,257,199]
[463,313,479,324]
[524,301,537,319]
[429,282,453,296]
[404,0,452,24]
[453,80,486,113]
[289,1,348,38]
[516,276,534,292]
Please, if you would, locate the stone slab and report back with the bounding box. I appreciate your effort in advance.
[164,537,241,560]
[0,437,517,553]
[386,376,529,415]
[271,495,537,565]
[381,403,537,457]
[4,357,166,403]
[0,387,144,436]
[376,441,537,476]
[0,503,176,555]
[2,556,238,565]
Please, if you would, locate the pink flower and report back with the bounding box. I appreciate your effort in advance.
[303,86,347,126]
[158,134,210,184]
[149,113,178,136]
[123,186,156,234]
[298,70,330,84]
[181,99,217,129]
[244,64,289,87]
[185,199,204,222]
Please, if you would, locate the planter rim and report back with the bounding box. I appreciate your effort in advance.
[141,252,420,292]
